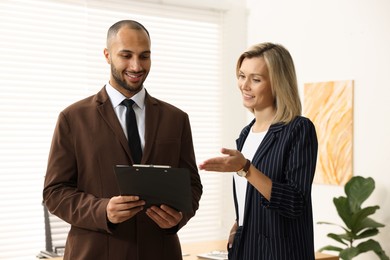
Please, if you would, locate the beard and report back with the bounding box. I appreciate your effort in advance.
[110,64,145,93]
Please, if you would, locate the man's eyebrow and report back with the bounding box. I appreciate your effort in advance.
[118,50,151,54]
[118,50,133,54]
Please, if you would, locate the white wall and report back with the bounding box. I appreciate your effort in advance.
[218,0,249,239]
[243,0,390,259]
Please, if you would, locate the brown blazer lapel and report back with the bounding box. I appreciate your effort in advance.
[95,87,132,159]
[142,91,160,163]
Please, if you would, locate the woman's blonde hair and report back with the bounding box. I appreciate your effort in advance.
[236,42,301,124]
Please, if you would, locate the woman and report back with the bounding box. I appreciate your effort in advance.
[199,43,318,260]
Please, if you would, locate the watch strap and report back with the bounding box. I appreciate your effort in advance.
[242,159,251,172]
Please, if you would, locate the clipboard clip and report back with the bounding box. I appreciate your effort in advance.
[132,164,171,168]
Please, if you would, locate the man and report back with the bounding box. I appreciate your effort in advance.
[43,20,202,260]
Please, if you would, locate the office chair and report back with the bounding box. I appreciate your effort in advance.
[37,203,70,259]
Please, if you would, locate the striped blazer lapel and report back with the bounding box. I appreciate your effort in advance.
[241,122,286,225]
[251,123,285,164]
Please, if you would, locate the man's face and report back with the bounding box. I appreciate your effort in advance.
[104,27,151,97]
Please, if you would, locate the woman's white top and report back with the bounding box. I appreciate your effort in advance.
[233,128,267,226]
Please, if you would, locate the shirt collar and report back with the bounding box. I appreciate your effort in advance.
[105,82,146,110]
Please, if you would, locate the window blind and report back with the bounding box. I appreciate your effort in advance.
[0,0,225,259]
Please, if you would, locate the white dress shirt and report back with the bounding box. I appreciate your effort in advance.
[105,83,146,151]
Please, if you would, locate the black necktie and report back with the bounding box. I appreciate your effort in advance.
[121,99,142,164]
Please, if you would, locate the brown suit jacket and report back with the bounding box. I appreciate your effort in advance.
[43,87,202,260]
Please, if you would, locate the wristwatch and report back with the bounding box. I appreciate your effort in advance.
[236,159,251,177]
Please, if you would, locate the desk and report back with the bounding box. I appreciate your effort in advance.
[182,240,338,260]
[40,240,338,260]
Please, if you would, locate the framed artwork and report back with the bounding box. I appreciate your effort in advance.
[303,80,353,185]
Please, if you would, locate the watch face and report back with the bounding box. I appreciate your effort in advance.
[237,170,246,177]
[237,159,250,177]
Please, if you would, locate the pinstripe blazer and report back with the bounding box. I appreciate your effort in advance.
[229,116,318,260]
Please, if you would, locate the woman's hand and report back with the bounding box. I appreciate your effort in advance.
[228,222,238,248]
[199,148,247,173]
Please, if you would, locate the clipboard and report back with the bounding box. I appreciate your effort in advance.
[114,164,193,212]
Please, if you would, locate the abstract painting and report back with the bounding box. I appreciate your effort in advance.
[303,80,353,185]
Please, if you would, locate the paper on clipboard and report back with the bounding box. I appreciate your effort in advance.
[114,164,193,212]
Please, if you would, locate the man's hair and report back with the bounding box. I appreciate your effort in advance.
[106,20,150,47]
[236,42,301,124]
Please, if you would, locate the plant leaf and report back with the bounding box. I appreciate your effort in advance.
[317,221,337,225]
[355,217,385,234]
[340,247,359,260]
[356,239,390,260]
[334,196,353,229]
[317,221,349,232]
[345,176,375,212]
[350,206,381,232]
[327,233,349,245]
[318,245,343,253]
[355,228,379,240]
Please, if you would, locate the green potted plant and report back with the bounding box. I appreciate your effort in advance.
[317,176,389,260]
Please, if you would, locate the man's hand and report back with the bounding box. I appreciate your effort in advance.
[146,205,183,229]
[106,195,145,224]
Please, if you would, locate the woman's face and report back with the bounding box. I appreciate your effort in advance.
[237,57,275,112]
